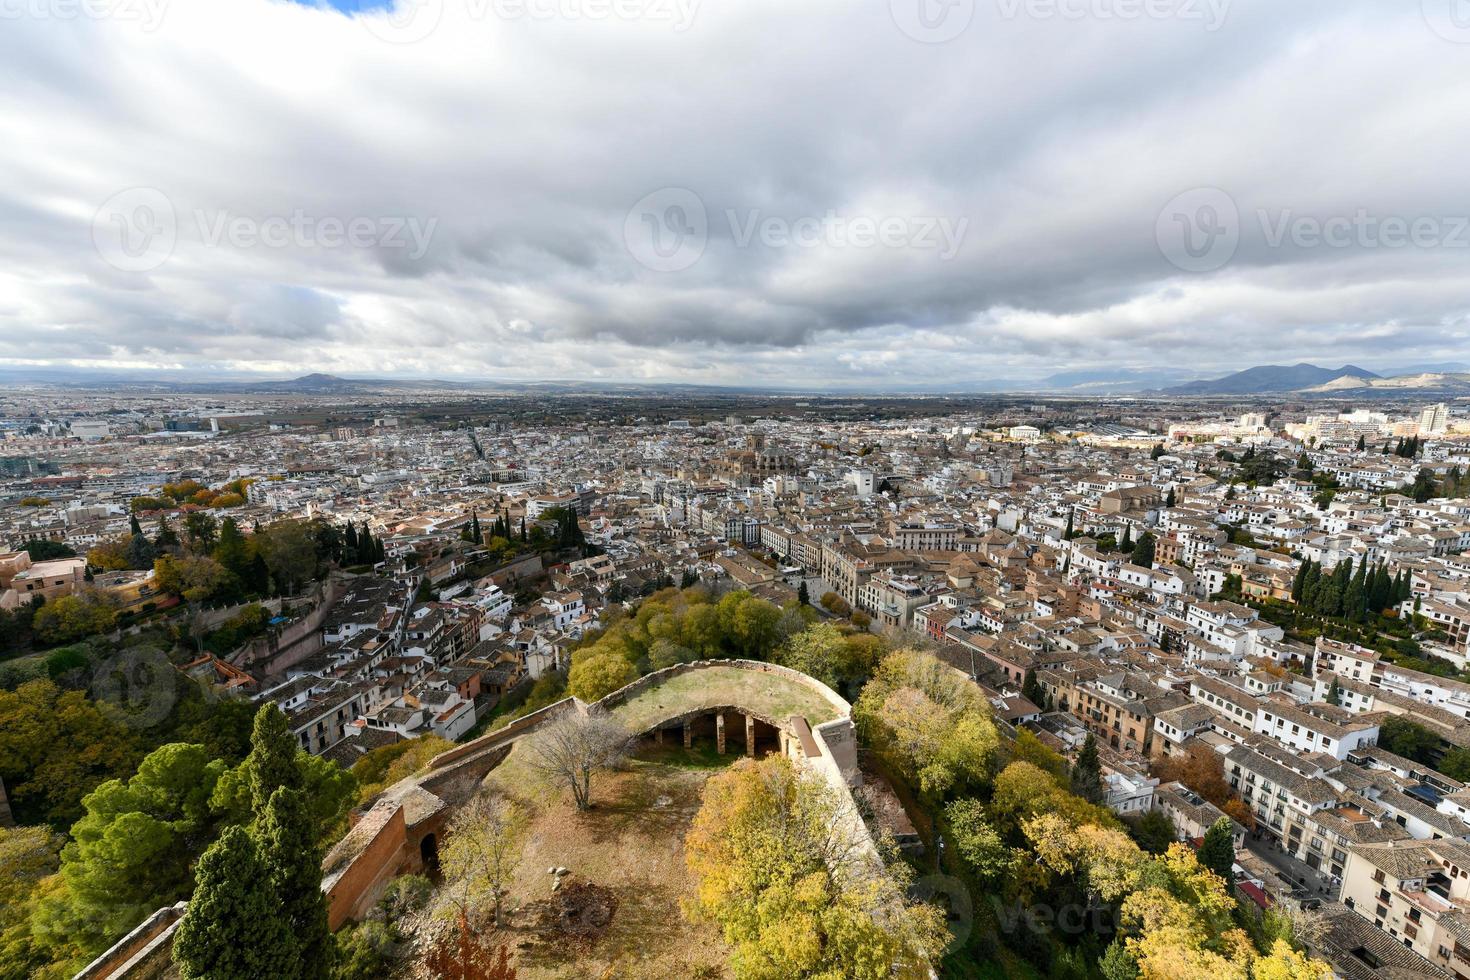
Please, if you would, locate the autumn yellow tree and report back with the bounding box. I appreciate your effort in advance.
[854,649,999,799]
[685,755,945,980]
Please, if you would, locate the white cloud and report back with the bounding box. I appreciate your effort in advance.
[0,0,1467,387]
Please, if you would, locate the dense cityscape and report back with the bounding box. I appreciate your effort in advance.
[3,373,1470,978]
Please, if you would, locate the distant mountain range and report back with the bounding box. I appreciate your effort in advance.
[1162,363,1379,395]
[1160,362,1470,398]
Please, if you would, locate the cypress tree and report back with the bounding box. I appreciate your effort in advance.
[244,705,302,814]
[1023,670,1046,708]
[129,513,143,536]
[1198,817,1236,885]
[1291,562,1308,603]
[1165,487,1176,508]
[154,516,179,551]
[1120,525,1133,552]
[345,522,359,554]
[173,827,295,980]
[1132,531,1156,569]
[1070,734,1104,804]
[256,787,333,979]
[1064,510,1075,541]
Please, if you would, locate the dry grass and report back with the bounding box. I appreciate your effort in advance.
[609,663,841,733]
[469,753,731,979]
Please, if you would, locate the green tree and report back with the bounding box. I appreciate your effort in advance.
[173,826,295,980]
[566,650,637,702]
[30,590,118,646]
[1439,747,1470,783]
[1125,808,1178,855]
[854,649,1000,801]
[945,798,1011,881]
[256,787,334,978]
[256,520,320,594]
[1378,716,1440,765]
[1021,669,1046,708]
[1197,816,1236,885]
[1070,733,1104,804]
[244,705,302,810]
[0,679,141,828]
[1131,531,1156,570]
[33,743,227,959]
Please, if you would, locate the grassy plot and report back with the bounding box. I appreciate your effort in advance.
[472,747,732,979]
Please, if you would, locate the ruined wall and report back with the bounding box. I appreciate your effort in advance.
[73,903,186,980]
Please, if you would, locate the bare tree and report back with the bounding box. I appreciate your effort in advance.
[441,793,525,928]
[524,713,630,810]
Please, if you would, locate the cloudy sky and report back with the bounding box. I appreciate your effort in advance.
[2,0,1469,389]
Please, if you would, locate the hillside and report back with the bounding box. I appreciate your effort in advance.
[1162,363,1379,395]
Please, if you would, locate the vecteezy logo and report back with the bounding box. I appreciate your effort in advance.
[1423,0,1470,42]
[623,187,708,272]
[91,645,179,730]
[913,874,974,953]
[890,0,973,43]
[1156,187,1239,273]
[361,0,444,44]
[92,187,177,273]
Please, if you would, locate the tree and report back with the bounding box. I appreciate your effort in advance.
[242,705,303,812]
[776,621,858,692]
[254,519,319,594]
[124,532,157,571]
[1151,443,1165,460]
[34,743,227,958]
[1378,716,1440,765]
[31,590,117,646]
[1131,531,1156,570]
[1439,746,1470,783]
[439,793,524,928]
[566,650,637,702]
[1125,808,1178,855]
[173,827,295,980]
[1324,679,1342,707]
[797,580,809,605]
[1021,669,1045,708]
[854,649,999,801]
[685,756,944,979]
[1064,510,1075,540]
[1152,743,1244,825]
[681,568,699,589]
[523,714,629,810]
[22,539,76,561]
[945,798,1011,881]
[0,679,141,829]
[255,786,334,978]
[151,554,228,604]
[87,535,132,572]
[183,512,218,551]
[1198,816,1236,885]
[1164,487,1176,509]
[1070,734,1104,804]
[1412,467,1438,504]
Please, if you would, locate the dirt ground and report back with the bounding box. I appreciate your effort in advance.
[459,748,732,979]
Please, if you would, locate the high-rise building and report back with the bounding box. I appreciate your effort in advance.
[1418,402,1449,436]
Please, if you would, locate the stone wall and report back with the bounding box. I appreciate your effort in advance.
[74,902,186,980]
